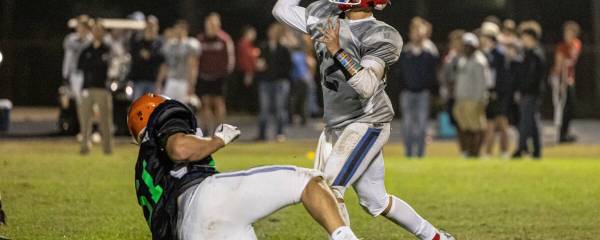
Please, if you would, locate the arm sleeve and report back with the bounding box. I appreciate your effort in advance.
[343,27,402,99]
[346,58,386,99]
[273,0,309,34]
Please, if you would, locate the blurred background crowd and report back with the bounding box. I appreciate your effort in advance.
[1,0,599,160]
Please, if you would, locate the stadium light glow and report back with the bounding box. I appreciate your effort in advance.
[0,51,3,65]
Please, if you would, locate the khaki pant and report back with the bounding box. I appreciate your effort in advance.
[453,100,487,132]
[79,88,113,154]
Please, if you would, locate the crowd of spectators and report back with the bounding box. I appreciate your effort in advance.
[61,12,582,159]
[61,12,321,154]
[396,17,582,160]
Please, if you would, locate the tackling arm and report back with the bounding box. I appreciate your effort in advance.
[166,133,225,162]
[166,123,240,162]
[273,0,309,34]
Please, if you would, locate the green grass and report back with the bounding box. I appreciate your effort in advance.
[0,140,599,239]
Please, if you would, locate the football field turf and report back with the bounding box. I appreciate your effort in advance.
[0,140,599,240]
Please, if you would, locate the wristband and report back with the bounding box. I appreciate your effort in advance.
[334,49,362,80]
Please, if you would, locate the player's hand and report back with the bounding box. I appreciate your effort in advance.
[214,124,241,145]
[318,17,341,55]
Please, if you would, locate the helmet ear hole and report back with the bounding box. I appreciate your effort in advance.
[128,94,167,144]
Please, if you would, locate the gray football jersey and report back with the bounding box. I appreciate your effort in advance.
[306,0,403,129]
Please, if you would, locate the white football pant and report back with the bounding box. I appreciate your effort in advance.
[315,122,391,217]
[314,122,443,240]
[177,166,321,240]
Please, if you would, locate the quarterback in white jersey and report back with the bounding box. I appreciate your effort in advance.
[273,1,454,239]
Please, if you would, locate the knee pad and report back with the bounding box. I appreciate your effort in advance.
[358,192,390,217]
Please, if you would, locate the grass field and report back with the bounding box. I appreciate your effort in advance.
[0,140,599,240]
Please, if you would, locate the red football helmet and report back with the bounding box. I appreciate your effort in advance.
[329,0,390,11]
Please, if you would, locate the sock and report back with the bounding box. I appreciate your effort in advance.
[330,226,358,240]
[384,196,439,240]
[338,202,350,226]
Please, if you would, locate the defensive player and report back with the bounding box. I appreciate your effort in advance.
[273,1,454,239]
[128,94,359,240]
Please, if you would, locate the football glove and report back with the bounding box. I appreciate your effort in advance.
[214,124,241,145]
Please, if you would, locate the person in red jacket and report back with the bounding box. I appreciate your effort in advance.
[551,21,582,143]
[234,26,260,113]
[195,12,235,135]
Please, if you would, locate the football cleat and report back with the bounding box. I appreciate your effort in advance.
[437,229,456,240]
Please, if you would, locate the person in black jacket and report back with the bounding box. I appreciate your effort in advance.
[77,22,113,155]
[128,17,166,101]
[397,19,439,158]
[513,29,546,159]
[255,23,293,141]
[127,94,359,240]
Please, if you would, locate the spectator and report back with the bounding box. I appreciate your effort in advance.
[453,33,492,158]
[196,12,235,135]
[77,22,113,155]
[440,29,465,140]
[128,18,166,100]
[233,25,260,113]
[498,19,518,47]
[301,34,321,118]
[480,21,512,159]
[158,20,199,102]
[285,30,312,126]
[398,18,440,158]
[552,21,582,143]
[513,28,546,159]
[441,30,465,102]
[255,23,292,142]
[63,15,92,104]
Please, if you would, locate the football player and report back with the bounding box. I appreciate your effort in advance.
[128,94,359,240]
[273,1,454,239]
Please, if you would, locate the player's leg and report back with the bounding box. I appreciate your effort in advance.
[313,129,351,224]
[213,95,226,131]
[257,81,271,140]
[353,153,451,240]
[401,91,415,157]
[274,80,290,138]
[199,95,213,135]
[78,89,94,154]
[96,90,113,154]
[319,123,391,225]
[415,91,431,157]
[483,119,497,156]
[178,166,358,240]
[497,116,510,157]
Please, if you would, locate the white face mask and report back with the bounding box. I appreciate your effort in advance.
[329,0,361,5]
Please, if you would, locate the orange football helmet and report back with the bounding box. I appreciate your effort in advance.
[127,93,168,143]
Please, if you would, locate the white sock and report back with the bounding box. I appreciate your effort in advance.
[330,226,358,240]
[385,196,439,240]
[338,202,350,226]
